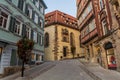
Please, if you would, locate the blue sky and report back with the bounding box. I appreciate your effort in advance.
[44,0,77,17]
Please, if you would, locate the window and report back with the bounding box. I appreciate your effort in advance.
[33,31,37,42]
[18,0,24,10]
[70,33,75,46]
[31,53,35,61]
[89,19,95,31]
[44,32,49,47]
[14,20,21,35]
[27,6,32,19]
[0,11,8,29]
[99,0,104,10]
[40,5,44,14]
[40,19,43,28]
[87,2,92,12]
[102,19,108,35]
[26,26,31,39]
[35,0,39,9]
[62,29,69,42]
[36,54,40,61]
[34,13,38,24]
[79,2,92,24]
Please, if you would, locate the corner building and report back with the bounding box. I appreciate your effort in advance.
[44,10,83,61]
[0,0,47,74]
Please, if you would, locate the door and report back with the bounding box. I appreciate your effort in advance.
[63,47,67,57]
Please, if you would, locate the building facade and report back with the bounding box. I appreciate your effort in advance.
[76,0,98,63]
[0,0,47,74]
[77,0,120,71]
[95,0,120,70]
[44,10,83,61]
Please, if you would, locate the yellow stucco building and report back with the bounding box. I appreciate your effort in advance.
[44,10,83,61]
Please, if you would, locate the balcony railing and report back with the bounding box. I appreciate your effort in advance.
[81,29,98,44]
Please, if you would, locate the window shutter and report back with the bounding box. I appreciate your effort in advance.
[18,0,24,10]
[31,30,33,40]
[38,17,40,27]
[22,24,26,37]
[32,11,35,21]
[9,16,15,33]
[21,0,24,10]
[37,34,40,45]
[42,36,44,46]
[25,4,28,15]
[18,0,21,9]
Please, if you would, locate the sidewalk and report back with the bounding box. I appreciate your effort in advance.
[79,59,120,80]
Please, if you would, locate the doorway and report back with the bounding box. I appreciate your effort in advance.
[104,42,117,70]
[63,47,67,57]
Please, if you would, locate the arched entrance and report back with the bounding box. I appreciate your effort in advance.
[104,42,117,70]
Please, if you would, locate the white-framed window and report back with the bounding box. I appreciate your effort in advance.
[26,26,31,39]
[33,31,37,42]
[34,13,38,24]
[14,20,21,35]
[40,5,44,14]
[0,11,9,29]
[35,0,39,9]
[40,19,43,28]
[28,6,32,19]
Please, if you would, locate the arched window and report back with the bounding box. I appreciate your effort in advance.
[44,32,49,47]
[70,32,75,47]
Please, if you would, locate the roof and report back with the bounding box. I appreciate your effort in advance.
[45,10,78,30]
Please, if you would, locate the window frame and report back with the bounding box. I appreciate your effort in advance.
[26,25,31,39]
[0,10,10,30]
[14,19,22,35]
